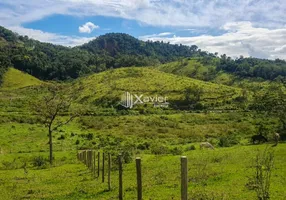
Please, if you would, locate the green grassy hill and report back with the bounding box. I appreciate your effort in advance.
[0,66,245,117]
[0,68,44,114]
[73,67,242,110]
[0,64,285,200]
[155,58,274,92]
[1,68,42,90]
[155,58,214,80]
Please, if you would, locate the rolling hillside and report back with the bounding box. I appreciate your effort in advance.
[155,58,275,92]
[1,26,286,84]
[0,66,243,112]
[73,67,242,110]
[0,68,42,90]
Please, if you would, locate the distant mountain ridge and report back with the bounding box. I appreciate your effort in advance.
[1,26,286,84]
[80,33,203,62]
[0,26,207,82]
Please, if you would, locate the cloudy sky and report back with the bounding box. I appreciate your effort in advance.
[0,0,286,59]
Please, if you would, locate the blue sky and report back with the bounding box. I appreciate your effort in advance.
[0,0,286,59]
[23,14,224,38]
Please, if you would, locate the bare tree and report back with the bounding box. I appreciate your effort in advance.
[247,147,274,200]
[33,84,79,165]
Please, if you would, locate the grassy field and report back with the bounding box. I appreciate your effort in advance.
[1,68,42,90]
[71,67,242,110]
[0,144,285,200]
[0,67,285,199]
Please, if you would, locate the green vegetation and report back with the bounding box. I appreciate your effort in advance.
[0,65,285,199]
[0,26,206,81]
[1,26,286,199]
[72,67,242,110]
[1,26,286,83]
[1,68,42,90]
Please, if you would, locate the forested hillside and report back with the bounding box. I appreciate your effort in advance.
[1,26,286,84]
[80,33,204,62]
[0,26,206,81]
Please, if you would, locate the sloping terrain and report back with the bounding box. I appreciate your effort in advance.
[155,58,273,92]
[1,68,42,90]
[73,67,242,109]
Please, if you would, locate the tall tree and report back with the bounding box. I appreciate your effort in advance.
[252,84,286,137]
[33,84,79,164]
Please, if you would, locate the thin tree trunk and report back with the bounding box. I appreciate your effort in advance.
[49,128,53,165]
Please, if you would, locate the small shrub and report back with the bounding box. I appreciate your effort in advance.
[58,135,65,140]
[137,142,150,150]
[218,135,239,147]
[32,156,47,168]
[75,140,80,145]
[170,146,183,155]
[1,160,15,170]
[186,145,196,151]
[246,147,274,200]
[159,115,169,120]
[150,144,169,155]
[157,128,169,134]
[86,133,94,141]
[122,151,132,164]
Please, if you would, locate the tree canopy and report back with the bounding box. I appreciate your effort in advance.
[1,26,286,82]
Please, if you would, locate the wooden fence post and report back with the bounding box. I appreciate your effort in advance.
[93,151,96,178]
[87,150,91,169]
[108,153,111,191]
[102,152,105,183]
[87,150,90,168]
[83,150,87,166]
[90,150,93,170]
[119,154,123,200]
[97,152,100,178]
[181,156,188,200]
[136,157,142,200]
[86,150,89,167]
[90,150,93,171]
[82,151,84,164]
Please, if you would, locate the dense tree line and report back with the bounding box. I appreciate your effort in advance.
[81,33,203,63]
[0,27,205,81]
[197,54,286,81]
[212,55,286,81]
[1,26,286,82]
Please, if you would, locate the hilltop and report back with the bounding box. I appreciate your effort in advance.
[72,67,243,111]
[80,33,202,62]
[1,26,286,85]
[0,26,206,82]
[0,66,242,113]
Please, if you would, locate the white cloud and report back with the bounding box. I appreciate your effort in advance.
[139,32,173,39]
[139,22,286,60]
[0,0,286,28]
[9,26,95,47]
[1,1,286,59]
[79,22,99,33]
